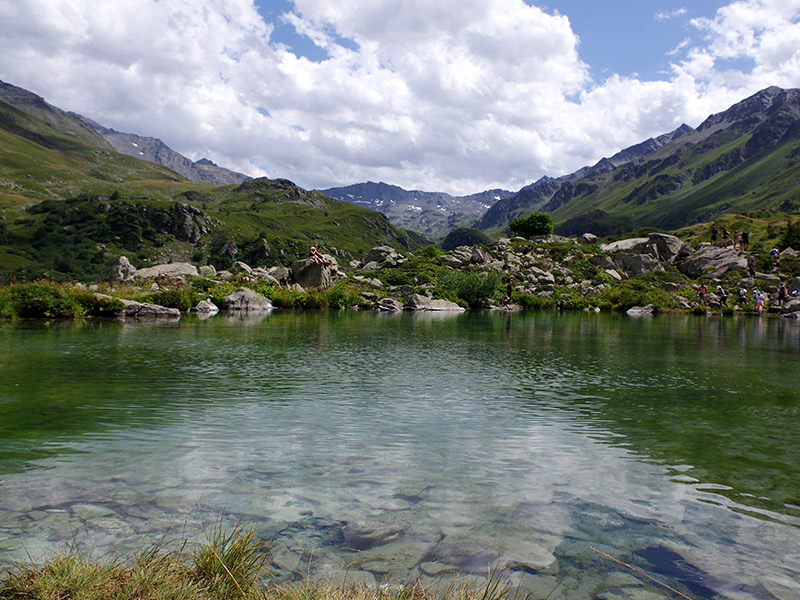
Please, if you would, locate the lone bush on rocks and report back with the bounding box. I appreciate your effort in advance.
[509,212,554,238]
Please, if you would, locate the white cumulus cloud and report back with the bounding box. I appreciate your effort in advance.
[0,0,799,195]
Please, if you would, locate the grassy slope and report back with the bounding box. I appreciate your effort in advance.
[0,100,416,281]
[549,127,800,235]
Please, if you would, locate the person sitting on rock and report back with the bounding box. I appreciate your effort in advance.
[310,244,330,266]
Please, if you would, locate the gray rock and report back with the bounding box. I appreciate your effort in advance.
[363,245,400,264]
[219,240,238,258]
[340,520,408,551]
[291,258,333,289]
[109,256,137,282]
[219,287,273,311]
[789,277,800,294]
[579,232,598,245]
[372,298,404,312]
[677,246,747,278]
[406,294,465,311]
[95,294,181,318]
[267,266,291,285]
[646,233,691,264]
[133,262,199,280]
[588,255,615,270]
[613,253,664,277]
[600,237,649,254]
[627,304,657,316]
[190,299,219,314]
[781,298,800,314]
[250,268,279,284]
[198,265,217,278]
[231,261,253,276]
[440,254,465,268]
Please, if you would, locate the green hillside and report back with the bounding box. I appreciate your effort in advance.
[477,87,800,238]
[551,124,800,236]
[0,97,417,282]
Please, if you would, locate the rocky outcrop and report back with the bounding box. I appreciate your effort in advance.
[406,294,465,311]
[361,246,405,270]
[676,246,747,278]
[133,262,199,280]
[219,287,273,311]
[190,299,219,314]
[613,253,665,277]
[94,294,180,318]
[291,258,334,289]
[371,297,404,312]
[110,256,137,283]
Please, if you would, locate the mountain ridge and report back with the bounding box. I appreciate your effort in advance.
[0,79,250,186]
[321,181,513,239]
[475,86,800,236]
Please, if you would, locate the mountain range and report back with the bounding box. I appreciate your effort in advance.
[0,80,250,186]
[2,76,799,277]
[320,181,513,239]
[477,86,800,236]
[0,79,417,281]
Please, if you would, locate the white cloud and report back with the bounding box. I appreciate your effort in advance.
[655,7,688,21]
[0,0,799,195]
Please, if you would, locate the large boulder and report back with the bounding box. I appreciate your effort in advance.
[646,233,691,264]
[677,246,747,278]
[291,258,333,289]
[613,253,664,277]
[600,237,649,254]
[110,256,137,283]
[133,262,199,280]
[219,287,273,311]
[371,297,404,312]
[781,298,800,314]
[406,294,465,311]
[267,266,291,285]
[94,294,181,318]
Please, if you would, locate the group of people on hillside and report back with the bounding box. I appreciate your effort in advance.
[698,280,796,313]
[709,225,749,250]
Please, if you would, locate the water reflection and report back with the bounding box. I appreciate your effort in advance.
[0,312,798,599]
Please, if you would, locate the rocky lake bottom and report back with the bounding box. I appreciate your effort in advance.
[0,311,798,600]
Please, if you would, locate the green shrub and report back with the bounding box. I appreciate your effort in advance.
[2,282,84,318]
[509,212,554,238]
[513,292,556,310]
[380,269,413,287]
[76,292,125,317]
[436,270,501,308]
[147,287,199,312]
[415,245,444,260]
[594,278,674,311]
[780,219,800,251]
[326,283,366,309]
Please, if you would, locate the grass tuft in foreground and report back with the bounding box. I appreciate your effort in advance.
[0,526,522,600]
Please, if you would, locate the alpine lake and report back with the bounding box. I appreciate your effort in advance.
[0,310,798,600]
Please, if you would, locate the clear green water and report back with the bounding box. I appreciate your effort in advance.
[0,311,798,599]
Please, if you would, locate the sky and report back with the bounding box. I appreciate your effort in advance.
[1,0,800,196]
